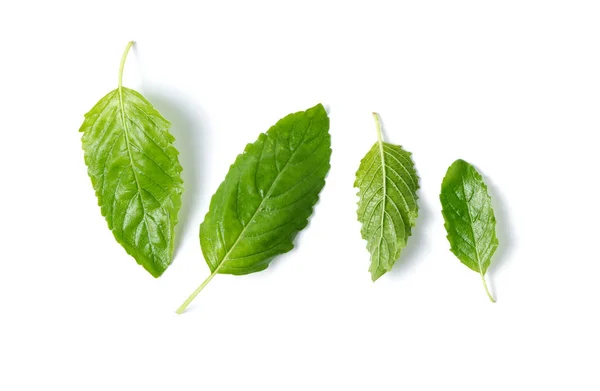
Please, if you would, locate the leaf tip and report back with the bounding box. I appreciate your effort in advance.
[370,266,386,282]
[311,102,329,116]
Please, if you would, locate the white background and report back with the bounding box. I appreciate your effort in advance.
[1,1,599,390]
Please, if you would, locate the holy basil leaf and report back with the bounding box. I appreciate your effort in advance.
[79,42,184,278]
[440,159,498,302]
[176,104,331,313]
[355,113,420,281]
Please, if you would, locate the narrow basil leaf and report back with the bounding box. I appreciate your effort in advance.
[355,113,420,281]
[176,104,331,313]
[440,159,498,302]
[79,42,184,277]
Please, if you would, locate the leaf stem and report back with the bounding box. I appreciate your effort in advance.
[372,112,384,143]
[118,41,135,90]
[175,268,219,314]
[481,273,496,303]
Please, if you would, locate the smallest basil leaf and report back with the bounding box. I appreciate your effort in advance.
[440,159,499,302]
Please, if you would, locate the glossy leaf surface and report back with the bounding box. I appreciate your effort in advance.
[80,42,183,277]
[440,159,498,302]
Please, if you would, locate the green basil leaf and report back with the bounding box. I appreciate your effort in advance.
[176,104,331,313]
[79,42,184,278]
[355,113,420,281]
[440,159,498,302]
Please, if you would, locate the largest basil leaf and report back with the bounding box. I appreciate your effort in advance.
[176,104,331,313]
[79,42,184,277]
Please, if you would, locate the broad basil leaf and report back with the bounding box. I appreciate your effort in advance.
[355,113,420,281]
[176,104,331,313]
[440,159,498,302]
[79,42,184,277]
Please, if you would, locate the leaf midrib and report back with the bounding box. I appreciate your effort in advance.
[376,137,387,272]
[117,86,157,262]
[460,170,484,276]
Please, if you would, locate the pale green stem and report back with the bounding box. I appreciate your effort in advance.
[481,273,496,303]
[118,41,135,90]
[372,112,383,143]
[175,268,219,314]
